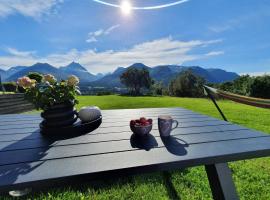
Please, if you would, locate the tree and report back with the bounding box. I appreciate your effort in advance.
[27,72,43,83]
[120,68,153,95]
[218,81,234,92]
[168,70,205,97]
[231,75,252,95]
[151,81,164,96]
[249,75,270,98]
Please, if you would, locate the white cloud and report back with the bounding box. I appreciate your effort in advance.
[205,51,224,56]
[0,37,224,73]
[240,72,270,76]
[86,37,98,43]
[86,24,120,43]
[0,0,63,19]
[209,25,232,33]
[5,47,35,57]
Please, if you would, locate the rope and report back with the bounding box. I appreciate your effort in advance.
[204,85,270,109]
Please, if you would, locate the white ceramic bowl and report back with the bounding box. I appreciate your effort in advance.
[78,106,101,122]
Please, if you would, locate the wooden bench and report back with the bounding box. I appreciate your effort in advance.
[0,93,34,114]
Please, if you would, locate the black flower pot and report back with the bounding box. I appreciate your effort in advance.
[41,102,78,128]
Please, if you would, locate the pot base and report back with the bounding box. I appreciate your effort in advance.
[40,116,102,137]
[41,102,78,128]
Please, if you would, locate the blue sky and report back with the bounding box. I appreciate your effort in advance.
[0,0,269,75]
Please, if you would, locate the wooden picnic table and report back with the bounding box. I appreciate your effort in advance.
[1,107,270,199]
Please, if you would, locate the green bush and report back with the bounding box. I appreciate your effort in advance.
[168,70,206,97]
[2,82,17,92]
[27,72,43,83]
[17,86,26,93]
[151,82,164,96]
[217,75,270,99]
[250,75,270,98]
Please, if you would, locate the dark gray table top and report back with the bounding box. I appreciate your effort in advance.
[0,107,270,192]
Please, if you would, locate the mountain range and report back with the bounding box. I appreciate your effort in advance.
[0,62,101,83]
[90,63,239,87]
[0,62,239,86]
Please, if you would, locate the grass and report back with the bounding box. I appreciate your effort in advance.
[0,92,15,94]
[4,95,270,200]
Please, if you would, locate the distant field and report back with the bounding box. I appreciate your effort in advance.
[6,95,270,200]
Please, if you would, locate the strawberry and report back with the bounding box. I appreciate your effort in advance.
[131,117,153,127]
[130,120,136,126]
[144,121,150,126]
[140,117,147,123]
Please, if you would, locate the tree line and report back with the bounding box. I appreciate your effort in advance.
[120,67,205,97]
[120,67,270,99]
[213,74,270,98]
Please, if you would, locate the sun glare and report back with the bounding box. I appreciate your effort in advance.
[121,1,132,15]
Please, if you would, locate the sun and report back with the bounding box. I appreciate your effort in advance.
[120,1,132,15]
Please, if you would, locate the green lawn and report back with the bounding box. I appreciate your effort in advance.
[4,95,270,200]
[0,92,14,94]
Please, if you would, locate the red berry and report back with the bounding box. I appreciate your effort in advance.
[140,117,147,123]
[148,119,153,124]
[144,121,150,126]
[130,120,136,126]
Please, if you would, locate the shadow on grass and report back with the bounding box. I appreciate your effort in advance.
[1,169,192,200]
[1,174,134,199]
[163,171,182,200]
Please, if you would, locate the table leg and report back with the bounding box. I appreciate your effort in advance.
[205,163,239,200]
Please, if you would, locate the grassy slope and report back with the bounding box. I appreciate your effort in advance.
[4,96,270,200]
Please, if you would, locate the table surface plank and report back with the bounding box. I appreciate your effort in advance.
[0,107,270,191]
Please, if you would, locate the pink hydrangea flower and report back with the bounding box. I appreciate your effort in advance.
[44,74,56,84]
[17,76,36,88]
[67,75,79,86]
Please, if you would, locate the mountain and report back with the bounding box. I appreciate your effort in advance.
[4,62,101,83]
[188,66,217,83]
[206,68,239,83]
[91,63,239,87]
[0,69,6,81]
[91,66,127,87]
[150,65,177,84]
[0,66,28,81]
[91,63,152,87]
[6,66,28,77]
[129,63,150,70]
[59,62,98,82]
[6,63,66,82]
[95,73,105,79]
